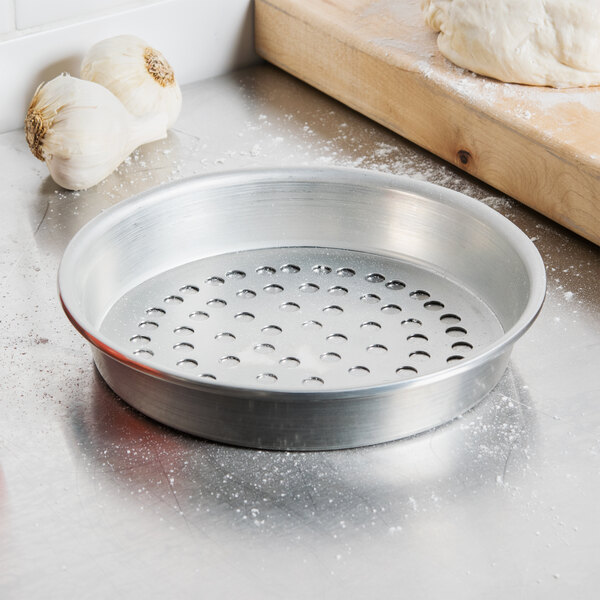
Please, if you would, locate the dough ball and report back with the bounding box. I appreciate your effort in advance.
[422,0,600,88]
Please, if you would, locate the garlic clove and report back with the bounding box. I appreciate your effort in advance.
[81,35,182,129]
[25,73,167,191]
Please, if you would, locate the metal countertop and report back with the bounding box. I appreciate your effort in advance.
[1,64,599,598]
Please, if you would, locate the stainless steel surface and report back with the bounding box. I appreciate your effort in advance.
[59,168,544,449]
[1,64,599,596]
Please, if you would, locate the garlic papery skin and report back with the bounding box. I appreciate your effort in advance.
[25,73,167,191]
[81,35,182,129]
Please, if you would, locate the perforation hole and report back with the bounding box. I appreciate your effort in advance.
[410,290,430,300]
[237,289,256,299]
[452,341,473,352]
[280,302,300,312]
[386,280,405,290]
[281,264,300,274]
[164,295,183,304]
[179,285,200,294]
[440,314,461,324]
[205,277,224,286]
[396,366,418,379]
[279,357,300,368]
[219,356,240,367]
[320,352,341,362]
[407,333,428,343]
[381,304,401,315]
[365,273,385,283]
[401,318,422,328]
[336,268,355,277]
[173,342,194,351]
[323,305,343,314]
[177,359,197,370]
[409,351,430,362]
[226,270,246,280]
[303,377,324,387]
[199,374,216,380]
[179,285,199,294]
[215,332,235,342]
[130,335,151,344]
[360,321,381,331]
[189,311,209,321]
[302,320,322,330]
[234,312,254,322]
[264,284,284,294]
[446,326,467,337]
[257,373,278,384]
[312,265,331,275]
[360,294,380,304]
[367,344,387,354]
[146,308,165,317]
[327,333,348,343]
[174,326,194,336]
[207,298,226,308]
[328,286,348,296]
[262,325,282,336]
[424,301,444,311]
[138,321,158,330]
[254,343,275,354]
[256,266,276,275]
[299,283,319,293]
[349,366,370,376]
[133,349,154,357]
[447,355,464,364]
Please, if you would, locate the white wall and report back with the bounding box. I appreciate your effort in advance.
[0,0,259,133]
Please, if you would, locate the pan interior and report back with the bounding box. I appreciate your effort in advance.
[100,246,503,392]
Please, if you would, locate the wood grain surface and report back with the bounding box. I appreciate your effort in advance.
[255,0,600,246]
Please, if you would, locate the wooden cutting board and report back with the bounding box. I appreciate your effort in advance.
[255,0,600,246]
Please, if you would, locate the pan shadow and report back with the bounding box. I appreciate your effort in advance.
[62,360,538,541]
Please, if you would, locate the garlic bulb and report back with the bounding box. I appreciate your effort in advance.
[25,73,167,190]
[81,35,182,129]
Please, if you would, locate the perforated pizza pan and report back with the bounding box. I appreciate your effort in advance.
[58,168,545,450]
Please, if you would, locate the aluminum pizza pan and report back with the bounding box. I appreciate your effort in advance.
[58,167,546,450]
